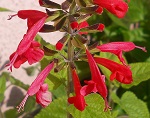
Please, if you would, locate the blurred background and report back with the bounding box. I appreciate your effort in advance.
[0,0,150,118]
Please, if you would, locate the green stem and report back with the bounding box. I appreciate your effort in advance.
[67,38,74,118]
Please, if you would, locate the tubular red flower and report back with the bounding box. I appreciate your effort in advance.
[93,0,128,18]
[17,10,47,30]
[17,61,54,112]
[56,42,63,50]
[95,6,103,14]
[97,23,105,32]
[9,41,44,69]
[80,49,111,111]
[6,12,47,71]
[94,57,133,84]
[97,42,146,65]
[70,21,89,35]
[68,69,86,111]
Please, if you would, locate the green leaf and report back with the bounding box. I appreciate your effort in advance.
[111,92,120,105]
[35,94,112,118]
[2,72,29,90]
[35,97,67,118]
[119,91,149,118]
[0,74,6,102]
[51,84,66,98]
[4,109,18,118]
[79,6,98,14]
[0,7,11,12]
[68,93,112,118]
[122,62,150,88]
[46,10,65,22]
[54,16,67,30]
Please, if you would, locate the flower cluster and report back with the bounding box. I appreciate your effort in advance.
[7,0,146,113]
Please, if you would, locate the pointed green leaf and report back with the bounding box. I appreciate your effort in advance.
[120,91,149,118]
[71,35,85,49]
[79,6,98,14]
[46,9,65,22]
[122,62,150,88]
[54,16,67,30]
[0,7,11,12]
[43,46,57,56]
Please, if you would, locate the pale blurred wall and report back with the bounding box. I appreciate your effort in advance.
[0,0,63,111]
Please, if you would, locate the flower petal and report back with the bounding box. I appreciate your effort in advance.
[36,84,52,107]
[94,57,133,84]
[27,61,54,96]
[94,0,128,18]
[17,16,47,55]
[97,42,146,65]
[68,69,86,111]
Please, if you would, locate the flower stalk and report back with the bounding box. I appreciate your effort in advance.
[67,37,74,118]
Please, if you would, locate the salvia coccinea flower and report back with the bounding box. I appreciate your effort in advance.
[6,10,47,71]
[68,69,87,111]
[17,61,54,112]
[96,42,147,65]
[8,10,47,31]
[93,0,128,18]
[94,57,133,84]
[80,49,111,111]
[8,41,44,69]
[70,21,89,35]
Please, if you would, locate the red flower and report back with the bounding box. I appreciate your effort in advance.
[70,21,89,35]
[36,84,52,107]
[94,57,132,84]
[68,69,86,111]
[93,0,128,18]
[7,10,47,71]
[80,49,111,111]
[9,10,47,30]
[97,42,146,65]
[9,41,44,69]
[17,61,54,112]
